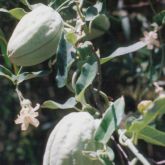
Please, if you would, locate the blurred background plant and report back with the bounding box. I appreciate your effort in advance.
[0,0,165,164]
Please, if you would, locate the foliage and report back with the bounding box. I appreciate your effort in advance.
[0,0,165,165]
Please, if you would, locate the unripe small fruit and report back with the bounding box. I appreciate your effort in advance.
[7,5,63,66]
[87,14,110,40]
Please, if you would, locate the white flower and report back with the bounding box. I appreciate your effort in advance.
[141,31,160,50]
[15,99,40,131]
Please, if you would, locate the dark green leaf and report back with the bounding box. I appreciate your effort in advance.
[0,29,11,67]
[42,97,77,109]
[86,14,110,40]
[95,97,125,144]
[75,56,98,102]
[0,65,13,81]
[56,33,75,88]
[73,42,99,102]
[153,10,165,25]
[75,59,97,95]
[85,6,98,21]
[100,41,146,64]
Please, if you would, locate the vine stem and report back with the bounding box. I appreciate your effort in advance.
[75,1,84,21]
[64,22,75,31]
[118,129,150,165]
[15,86,24,103]
[148,0,157,14]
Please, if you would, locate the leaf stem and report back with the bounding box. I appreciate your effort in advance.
[17,66,23,76]
[118,129,150,165]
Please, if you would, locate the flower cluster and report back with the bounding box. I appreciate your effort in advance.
[15,99,40,131]
[141,31,160,50]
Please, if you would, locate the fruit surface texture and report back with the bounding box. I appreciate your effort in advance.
[7,5,63,66]
[43,112,102,165]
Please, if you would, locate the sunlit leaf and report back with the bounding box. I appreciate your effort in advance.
[74,42,98,102]
[94,1,103,13]
[12,71,50,84]
[42,97,77,109]
[9,8,27,19]
[138,126,165,147]
[128,96,165,133]
[65,31,77,45]
[75,59,97,95]
[100,41,146,64]
[56,33,75,88]
[95,97,125,144]
[0,8,27,20]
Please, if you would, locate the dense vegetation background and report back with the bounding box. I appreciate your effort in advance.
[0,0,165,164]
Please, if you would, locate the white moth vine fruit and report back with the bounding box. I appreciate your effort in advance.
[43,112,102,165]
[7,5,63,66]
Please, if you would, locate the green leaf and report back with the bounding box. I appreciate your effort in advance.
[153,10,165,25]
[56,33,75,88]
[98,147,114,165]
[138,126,165,147]
[9,8,27,20]
[0,8,27,20]
[93,1,103,13]
[75,56,98,102]
[100,41,146,64]
[85,6,98,21]
[0,29,11,67]
[65,31,77,45]
[95,97,125,144]
[74,42,98,103]
[42,97,77,109]
[12,71,50,84]
[87,14,110,40]
[0,65,13,81]
[128,96,165,133]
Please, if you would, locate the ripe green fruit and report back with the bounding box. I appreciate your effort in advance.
[43,112,102,165]
[7,5,63,66]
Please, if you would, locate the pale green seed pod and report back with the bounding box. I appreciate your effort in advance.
[43,112,102,165]
[7,5,63,66]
